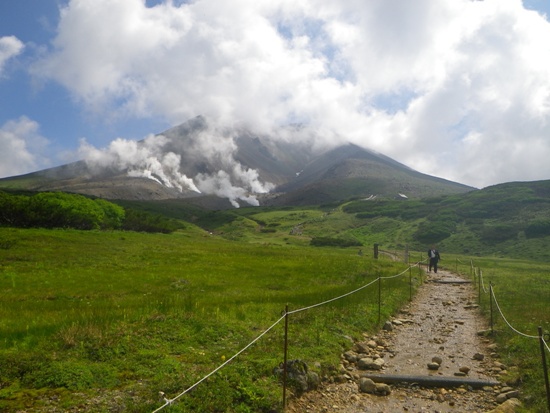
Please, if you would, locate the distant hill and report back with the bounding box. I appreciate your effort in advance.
[169,179,550,261]
[0,116,474,207]
[336,179,550,260]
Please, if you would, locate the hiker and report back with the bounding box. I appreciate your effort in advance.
[428,245,441,273]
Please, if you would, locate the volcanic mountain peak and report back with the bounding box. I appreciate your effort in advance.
[0,117,474,207]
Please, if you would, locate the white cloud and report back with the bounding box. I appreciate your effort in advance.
[0,36,24,76]
[33,0,550,188]
[0,117,49,178]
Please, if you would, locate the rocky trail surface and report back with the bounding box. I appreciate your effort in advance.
[286,268,522,413]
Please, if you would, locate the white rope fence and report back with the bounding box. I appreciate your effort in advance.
[381,265,415,280]
[477,269,547,342]
[479,269,489,294]
[287,278,379,315]
[152,314,287,413]
[288,264,421,315]
[471,260,550,412]
[490,289,540,339]
[151,260,423,412]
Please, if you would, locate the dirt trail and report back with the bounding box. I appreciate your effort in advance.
[286,268,518,413]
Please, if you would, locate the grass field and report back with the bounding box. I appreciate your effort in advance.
[0,227,415,412]
[1,225,549,412]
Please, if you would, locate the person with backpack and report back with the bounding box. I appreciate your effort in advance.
[428,245,441,273]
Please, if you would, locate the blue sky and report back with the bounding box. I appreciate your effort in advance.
[2,0,550,190]
[0,0,171,156]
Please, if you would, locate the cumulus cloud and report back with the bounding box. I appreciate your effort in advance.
[33,0,550,188]
[0,36,24,75]
[0,117,49,178]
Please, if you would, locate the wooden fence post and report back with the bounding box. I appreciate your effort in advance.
[478,268,482,306]
[282,305,289,411]
[489,283,494,335]
[409,266,412,301]
[378,277,381,324]
[538,326,550,413]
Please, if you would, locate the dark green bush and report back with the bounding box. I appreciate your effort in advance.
[0,191,29,227]
[0,190,184,233]
[310,237,362,247]
[414,220,453,244]
[122,208,184,233]
[525,220,550,238]
[0,191,125,230]
[480,224,518,242]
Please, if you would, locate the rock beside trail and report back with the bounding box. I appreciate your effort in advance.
[273,359,320,394]
[428,355,444,370]
[358,378,391,395]
[485,397,522,413]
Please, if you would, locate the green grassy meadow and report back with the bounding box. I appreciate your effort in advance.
[0,227,414,412]
[1,214,549,412]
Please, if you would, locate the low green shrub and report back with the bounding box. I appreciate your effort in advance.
[524,219,550,238]
[26,361,95,390]
[310,237,362,247]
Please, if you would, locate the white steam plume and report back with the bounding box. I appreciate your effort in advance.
[78,127,275,207]
[79,134,201,193]
[195,170,261,208]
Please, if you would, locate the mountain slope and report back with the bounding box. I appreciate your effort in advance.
[0,117,474,206]
[264,144,473,206]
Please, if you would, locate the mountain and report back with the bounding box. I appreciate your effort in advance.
[263,143,472,206]
[0,116,474,207]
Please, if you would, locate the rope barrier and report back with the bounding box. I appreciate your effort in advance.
[151,314,286,413]
[380,265,415,280]
[479,269,489,294]
[289,262,421,315]
[287,278,380,315]
[475,263,544,340]
[152,260,419,412]
[490,289,539,339]
[473,261,546,343]
[470,258,550,408]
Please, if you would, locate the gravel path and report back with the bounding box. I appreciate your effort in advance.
[286,268,521,413]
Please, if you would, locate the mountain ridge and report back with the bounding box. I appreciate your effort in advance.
[0,117,475,207]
